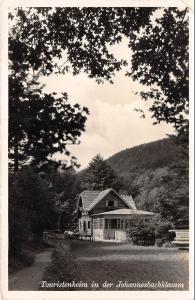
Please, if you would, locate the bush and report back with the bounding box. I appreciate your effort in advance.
[127,217,173,246]
[128,219,156,246]
[41,241,79,290]
[154,220,173,243]
[155,238,163,247]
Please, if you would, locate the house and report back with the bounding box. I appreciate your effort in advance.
[77,188,154,242]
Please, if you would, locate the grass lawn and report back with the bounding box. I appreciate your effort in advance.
[41,240,189,291]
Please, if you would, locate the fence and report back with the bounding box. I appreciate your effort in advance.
[43,231,67,240]
[169,229,189,250]
[43,230,94,241]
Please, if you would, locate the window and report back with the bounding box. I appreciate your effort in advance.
[107,200,114,209]
[120,219,124,229]
[93,218,103,229]
[93,219,97,229]
[99,219,103,228]
[88,221,90,229]
[105,219,109,229]
[117,219,120,229]
[83,221,86,231]
[110,219,117,229]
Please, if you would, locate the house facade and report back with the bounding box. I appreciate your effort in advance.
[77,188,154,242]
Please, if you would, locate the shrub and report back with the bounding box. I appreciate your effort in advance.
[155,238,163,247]
[127,216,173,246]
[41,241,79,290]
[128,219,156,246]
[154,219,173,243]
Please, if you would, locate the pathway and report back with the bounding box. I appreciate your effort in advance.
[9,249,53,291]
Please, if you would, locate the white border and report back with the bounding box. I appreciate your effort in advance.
[188,0,194,296]
[2,0,194,8]
[1,1,194,300]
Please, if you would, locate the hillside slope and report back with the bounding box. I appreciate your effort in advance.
[78,138,189,225]
[106,138,189,225]
[106,138,184,179]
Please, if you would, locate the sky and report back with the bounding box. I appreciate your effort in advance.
[40,37,174,169]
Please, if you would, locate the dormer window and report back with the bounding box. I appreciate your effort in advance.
[107,200,114,209]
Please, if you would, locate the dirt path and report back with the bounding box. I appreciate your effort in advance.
[9,249,53,291]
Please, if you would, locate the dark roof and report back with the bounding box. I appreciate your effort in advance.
[87,188,113,211]
[79,188,136,211]
[79,190,100,211]
[91,208,154,216]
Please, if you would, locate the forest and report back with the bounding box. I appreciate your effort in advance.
[8,7,189,271]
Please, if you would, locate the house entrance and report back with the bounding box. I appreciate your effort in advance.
[104,219,117,240]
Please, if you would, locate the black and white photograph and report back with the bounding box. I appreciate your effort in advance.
[0,1,194,299]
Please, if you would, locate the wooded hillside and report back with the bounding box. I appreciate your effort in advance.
[106,138,185,177]
[106,138,189,226]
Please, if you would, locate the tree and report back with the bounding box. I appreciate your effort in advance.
[9,7,188,130]
[129,8,189,134]
[9,168,56,255]
[155,163,189,226]
[8,7,156,171]
[9,173,31,255]
[9,8,155,81]
[9,7,189,170]
[53,192,69,233]
[9,70,89,171]
[44,169,80,231]
[80,154,123,191]
[133,164,189,226]
[9,165,80,259]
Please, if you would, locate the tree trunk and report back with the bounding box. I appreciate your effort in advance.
[14,136,19,172]
[57,213,62,233]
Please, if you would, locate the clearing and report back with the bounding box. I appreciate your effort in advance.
[41,240,189,291]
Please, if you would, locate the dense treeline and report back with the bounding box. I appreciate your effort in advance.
[106,137,189,227]
[8,166,80,271]
[106,138,186,176]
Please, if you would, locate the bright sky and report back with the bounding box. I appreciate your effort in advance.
[40,37,174,169]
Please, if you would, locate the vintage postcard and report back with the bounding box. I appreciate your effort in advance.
[0,0,194,299]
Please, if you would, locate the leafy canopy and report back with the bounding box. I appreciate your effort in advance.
[9,7,155,82]
[9,7,189,170]
[9,10,90,171]
[129,8,189,133]
[9,76,89,170]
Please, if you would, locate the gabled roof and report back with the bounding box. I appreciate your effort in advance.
[91,208,154,216]
[79,190,100,211]
[79,188,136,212]
[121,195,137,210]
[87,188,113,211]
